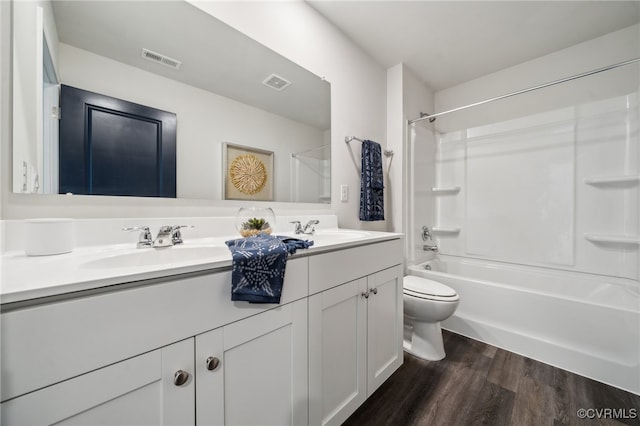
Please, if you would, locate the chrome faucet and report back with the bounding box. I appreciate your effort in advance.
[290,220,319,235]
[122,226,153,248]
[423,244,438,252]
[153,225,194,247]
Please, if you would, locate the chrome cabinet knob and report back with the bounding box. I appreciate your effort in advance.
[370,288,378,295]
[361,291,369,299]
[206,356,220,371]
[173,370,190,386]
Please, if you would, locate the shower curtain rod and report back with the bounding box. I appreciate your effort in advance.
[408,57,640,125]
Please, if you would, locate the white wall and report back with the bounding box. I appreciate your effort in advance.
[386,63,435,262]
[2,1,388,229]
[435,24,640,131]
[58,43,325,202]
[189,1,388,230]
[402,67,435,265]
[0,0,9,219]
[386,64,403,234]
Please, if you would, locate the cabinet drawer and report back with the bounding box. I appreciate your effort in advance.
[2,350,162,426]
[1,339,194,426]
[1,257,308,401]
[308,239,403,294]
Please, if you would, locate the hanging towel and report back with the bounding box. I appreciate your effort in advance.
[359,139,385,221]
[225,234,313,303]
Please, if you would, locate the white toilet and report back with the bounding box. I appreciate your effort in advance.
[403,275,460,361]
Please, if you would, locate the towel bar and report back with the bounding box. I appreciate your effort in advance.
[345,136,394,157]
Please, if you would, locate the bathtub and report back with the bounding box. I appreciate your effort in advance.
[407,255,640,395]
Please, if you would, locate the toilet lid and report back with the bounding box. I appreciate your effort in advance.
[403,276,457,297]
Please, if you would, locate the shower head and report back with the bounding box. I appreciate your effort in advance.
[420,112,436,123]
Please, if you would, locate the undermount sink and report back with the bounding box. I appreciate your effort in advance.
[82,245,230,269]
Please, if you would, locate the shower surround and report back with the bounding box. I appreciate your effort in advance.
[407,72,639,394]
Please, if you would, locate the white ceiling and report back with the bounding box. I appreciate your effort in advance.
[307,1,640,91]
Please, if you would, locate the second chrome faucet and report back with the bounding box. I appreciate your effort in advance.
[290,220,319,235]
[123,225,194,248]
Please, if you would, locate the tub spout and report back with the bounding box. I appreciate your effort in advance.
[423,244,438,252]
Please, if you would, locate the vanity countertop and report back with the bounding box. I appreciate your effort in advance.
[0,229,402,305]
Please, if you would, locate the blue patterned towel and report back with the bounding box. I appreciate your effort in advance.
[225,234,313,303]
[359,139,385,221]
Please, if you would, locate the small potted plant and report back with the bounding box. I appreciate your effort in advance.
[239,217,273,237]
[235,207,275,237]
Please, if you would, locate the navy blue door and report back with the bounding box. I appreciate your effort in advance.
[59,85,177,197]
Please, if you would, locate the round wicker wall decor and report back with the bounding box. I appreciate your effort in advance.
[229,154,268,195]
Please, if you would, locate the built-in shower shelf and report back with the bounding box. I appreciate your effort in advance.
[584,175,640,186]
[431,186,461,194]
[584,233,640,245]
[432,227,461,234]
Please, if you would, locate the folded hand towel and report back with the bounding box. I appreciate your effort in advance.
[359,139,385,221]
[225,234,313,303]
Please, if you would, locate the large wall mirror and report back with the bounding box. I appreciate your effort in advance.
[12,0,331,203]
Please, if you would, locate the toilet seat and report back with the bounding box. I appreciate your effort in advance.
[403,276,459,302]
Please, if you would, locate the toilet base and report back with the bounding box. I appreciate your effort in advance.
[403,318,446,361]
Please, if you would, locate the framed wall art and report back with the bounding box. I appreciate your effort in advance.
[223,143,274,201]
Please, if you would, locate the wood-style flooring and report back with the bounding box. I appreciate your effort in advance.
[344,330,640,426]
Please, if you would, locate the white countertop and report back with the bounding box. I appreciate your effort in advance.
[1,229,402,305]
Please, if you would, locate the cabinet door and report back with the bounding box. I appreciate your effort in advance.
[1,339,195,426]
[221,299,308,426]
[366,265,404,395]
[309,278,368,426]
[195,328,224,426]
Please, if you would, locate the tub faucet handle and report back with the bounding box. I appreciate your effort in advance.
[421,226,432,241]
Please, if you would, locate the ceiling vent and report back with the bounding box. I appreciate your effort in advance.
[262,74,291,91]
[141,48,182,70]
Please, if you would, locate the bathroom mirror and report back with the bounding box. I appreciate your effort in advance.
[12,0,331,203]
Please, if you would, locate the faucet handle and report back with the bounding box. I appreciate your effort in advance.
[303,219,319,234]
[171,225,194,245]
[421,226,432,241]
[290,221,303,234]
[122,226,153,248]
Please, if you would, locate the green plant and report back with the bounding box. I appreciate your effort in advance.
[242,217,269,230]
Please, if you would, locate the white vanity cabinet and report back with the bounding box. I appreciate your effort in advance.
[308,240,404,426]
[196,299,308,426]
[1,338,196,426]
[1,235,403,426]
[2,299,309,426]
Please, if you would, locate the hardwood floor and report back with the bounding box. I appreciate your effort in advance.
[343,331,640,426]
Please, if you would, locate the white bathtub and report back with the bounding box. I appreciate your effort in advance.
[407,255,640,395]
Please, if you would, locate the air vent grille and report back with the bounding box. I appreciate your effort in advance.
[141,48,182,70]
[262,74,291,91]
